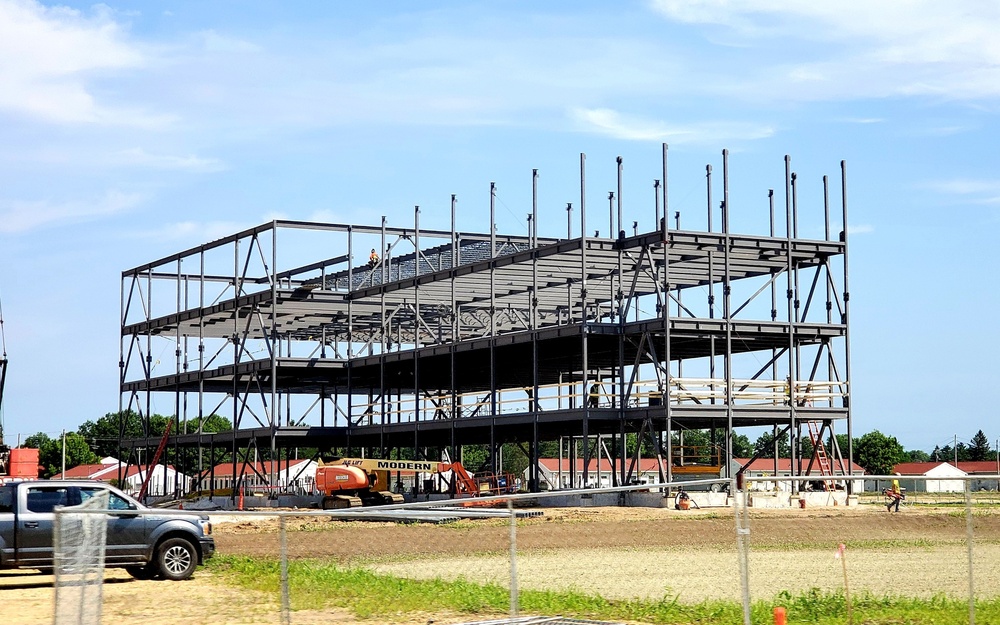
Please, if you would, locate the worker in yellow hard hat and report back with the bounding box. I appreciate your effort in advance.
[886,475,904,512]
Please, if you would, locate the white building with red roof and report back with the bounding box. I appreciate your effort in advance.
[198,458,317,495]
[51,457,191,497]
[737,457,866,492]
[892,461,1000,492]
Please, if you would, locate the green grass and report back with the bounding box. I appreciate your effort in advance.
[207,554,1000,624]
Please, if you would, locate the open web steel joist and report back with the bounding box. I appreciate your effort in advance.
[118,147,854,497]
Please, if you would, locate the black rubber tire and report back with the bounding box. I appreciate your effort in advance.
[125,564,158,580]
[155,537,197,581]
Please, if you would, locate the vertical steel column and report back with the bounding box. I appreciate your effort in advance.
[380,217,387,449]
[174,259,182,496]
[608,192,615,313]
[195,250,205,482]
[769,192,778,478]
[346,226,354,453]
[608,192,614,241]
[706,165,716,406]
[490,184,498,471]
[722,149,734,478]
[450,196,458,461]
[579,153,590,488]
[616,156,626,485]
[841,161,854,494]
[791,172,803,473]
[531,171,539,331]
[230,238,239,502]
[616,156,623,238]
[145,267,152,475]
[662,143,673,487]
[413,208,421,458]
[784,156,798,492]
[531,169,540,491]
[117,273,127,486]
[824,176,834,413]
[654,180,661,231]
[270,225,279,494]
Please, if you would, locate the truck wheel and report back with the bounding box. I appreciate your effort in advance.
[155,538,197,581]
[125,564,157,580]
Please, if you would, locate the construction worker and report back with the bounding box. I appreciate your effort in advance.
[368,248,380,268]
[588,382,601,408]
[885,476,904,512]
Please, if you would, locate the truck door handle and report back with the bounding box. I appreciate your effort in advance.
[23,522,39,528]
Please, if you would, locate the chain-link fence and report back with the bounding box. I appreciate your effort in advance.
[36,474,1000,625]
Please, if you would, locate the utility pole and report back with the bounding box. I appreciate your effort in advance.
[954,434,958,466]
[61,429,66,479]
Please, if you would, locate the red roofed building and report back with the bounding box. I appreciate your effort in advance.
[533,457,723,490]
[199,458,317,494]
[736,457,866,492]
[51,457,191,497]
[892,461,1000,492]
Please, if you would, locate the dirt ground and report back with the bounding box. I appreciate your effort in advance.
[3,504,998,624]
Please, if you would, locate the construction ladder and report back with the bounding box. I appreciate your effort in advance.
[138,420,173,500]
[806,421,834,491]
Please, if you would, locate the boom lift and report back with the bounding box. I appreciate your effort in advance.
[314,458,518,509]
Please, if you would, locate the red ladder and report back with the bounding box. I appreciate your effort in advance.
[806,421,834,490]
[138,420,173,500]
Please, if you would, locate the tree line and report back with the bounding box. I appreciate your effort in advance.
[24,411,231,478]
[19,410,997,481]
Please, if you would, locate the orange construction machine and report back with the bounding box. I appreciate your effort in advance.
[314,458,518,509]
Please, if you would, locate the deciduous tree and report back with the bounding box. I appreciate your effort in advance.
[854,430,906,476]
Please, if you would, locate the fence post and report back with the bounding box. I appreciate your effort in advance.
[965,480,975,625]
[734,476,751,625]
[280,514,290,625]
[508,498,519,618]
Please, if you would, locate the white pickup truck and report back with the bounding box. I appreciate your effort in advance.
[0,480,214,580]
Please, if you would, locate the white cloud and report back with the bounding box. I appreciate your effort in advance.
[196,29,261,54]
[847,224,874,235]
[114,148,226,172]
[649,0,1000,102]
[0,189,142,233]
[0,0,170,125]
[138,220,250,243]
[922,179,1000,197]
[571,107,774,144]
[920,179,1000,206]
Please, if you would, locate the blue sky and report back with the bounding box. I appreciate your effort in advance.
[0,0,997,453]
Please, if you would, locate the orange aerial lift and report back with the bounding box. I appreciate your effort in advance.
[314,457,517,509]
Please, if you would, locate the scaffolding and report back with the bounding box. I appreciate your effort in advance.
[118,147,853,498]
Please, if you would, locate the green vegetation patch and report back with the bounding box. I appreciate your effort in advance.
[208,555,1000,624]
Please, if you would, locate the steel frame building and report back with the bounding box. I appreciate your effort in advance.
[118,147,854,496]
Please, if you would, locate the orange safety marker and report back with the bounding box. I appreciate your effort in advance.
[773,606,787,625]
[238,491,245,511]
